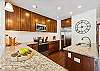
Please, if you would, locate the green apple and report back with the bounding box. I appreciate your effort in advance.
[19,48,29,55]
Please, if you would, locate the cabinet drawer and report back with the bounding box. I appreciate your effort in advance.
[72,52,82,59]
[71,52,83,71]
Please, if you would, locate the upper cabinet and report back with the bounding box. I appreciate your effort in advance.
[30,12,37,32]
[5,5,57,32]
[5,5,21,31]
[50,19,57,32]
[46,18,51,32]
[61,18,71,27]
[20,8,31,31]
[46,18,57,32]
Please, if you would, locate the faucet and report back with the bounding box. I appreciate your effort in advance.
[81,36,91,47]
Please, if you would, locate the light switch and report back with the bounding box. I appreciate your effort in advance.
[74,57,80,63]
[68,52,71,58]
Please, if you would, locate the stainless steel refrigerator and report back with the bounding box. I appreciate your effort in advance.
[61,27,72,49]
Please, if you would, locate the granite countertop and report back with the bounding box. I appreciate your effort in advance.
[63,43,98,59]
[0,44,68,71]
[23,41,38,45]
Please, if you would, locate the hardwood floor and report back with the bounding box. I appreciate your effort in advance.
[47,50,66,68]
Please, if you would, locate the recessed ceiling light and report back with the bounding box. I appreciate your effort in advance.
[77,5,82,9]
[57,6,61,10]
[32,5,37,8]
[70,12,73,15]
[56,16,60,19]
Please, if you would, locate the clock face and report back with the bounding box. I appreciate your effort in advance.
[75,20,91,34]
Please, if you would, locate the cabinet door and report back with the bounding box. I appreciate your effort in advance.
[53,20,57,32]
[5,5,20,31]
[41,16,46,25]
[38,15,42,24]
[31,12,37,32]
[48,41,59,53]
[27,44,38,51]
[61,18,71,28]
[82,56,95,71]
[50,20,57,32]
[65,51,73,71]
[71,53,83,71]
[54,40,59,51]
[46,18,51,32]
[48,41,55,52]
[20,8,31,31]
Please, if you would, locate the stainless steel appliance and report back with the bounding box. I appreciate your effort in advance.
[36,24,46,32]
[61,27,72,49]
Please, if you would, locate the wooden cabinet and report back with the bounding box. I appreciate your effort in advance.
[5,5,57,32]
[30,12,37,32]
[20,8,31,31]
[46,18,51,32]
[65,50,96,71]
[51,20,57,32]
[65,51,73,71]
[41,16,46,25]
[46,18,57,32]
[48,40,59,53]
[35,14,46,25]
[5,5,21,31]
[71,52,83,71]
[27,44,38,51]
[61,18,71,27]
[82,56,95,71]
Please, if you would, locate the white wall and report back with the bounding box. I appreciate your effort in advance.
[0,0,5,57]
[72,9,96,45]
[5,20,61,43]
[57,20,61,49]
[97,18,100,24]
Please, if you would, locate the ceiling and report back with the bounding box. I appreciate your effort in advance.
[6,0,100,20]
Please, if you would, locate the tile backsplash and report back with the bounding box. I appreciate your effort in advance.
[5,30,59,43]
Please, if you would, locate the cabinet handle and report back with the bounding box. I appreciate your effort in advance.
[74,57,80,63]
[68,52,71,58]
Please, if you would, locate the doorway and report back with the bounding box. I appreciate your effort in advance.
[96,23,100,71]
[96,23,100,55]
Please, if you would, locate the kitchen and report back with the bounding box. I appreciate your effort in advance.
[0,0,100,71]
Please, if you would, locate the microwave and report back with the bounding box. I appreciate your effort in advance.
[36,24,46,32]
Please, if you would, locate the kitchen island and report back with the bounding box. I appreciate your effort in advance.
[0,43,68,71]
[63,43,99,71]
[63,43,98,59]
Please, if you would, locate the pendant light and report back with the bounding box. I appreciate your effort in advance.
[5,2,14,12]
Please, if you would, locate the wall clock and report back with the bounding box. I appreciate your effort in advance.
[75,20,91,34]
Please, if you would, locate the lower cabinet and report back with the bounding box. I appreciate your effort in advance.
[82,55,95,71]
[48,40,59,53]
[65,51,73,71]
[27,40,60,54]
[27,44,38,51]
[71,53,83,71]
[65,51,96,71]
